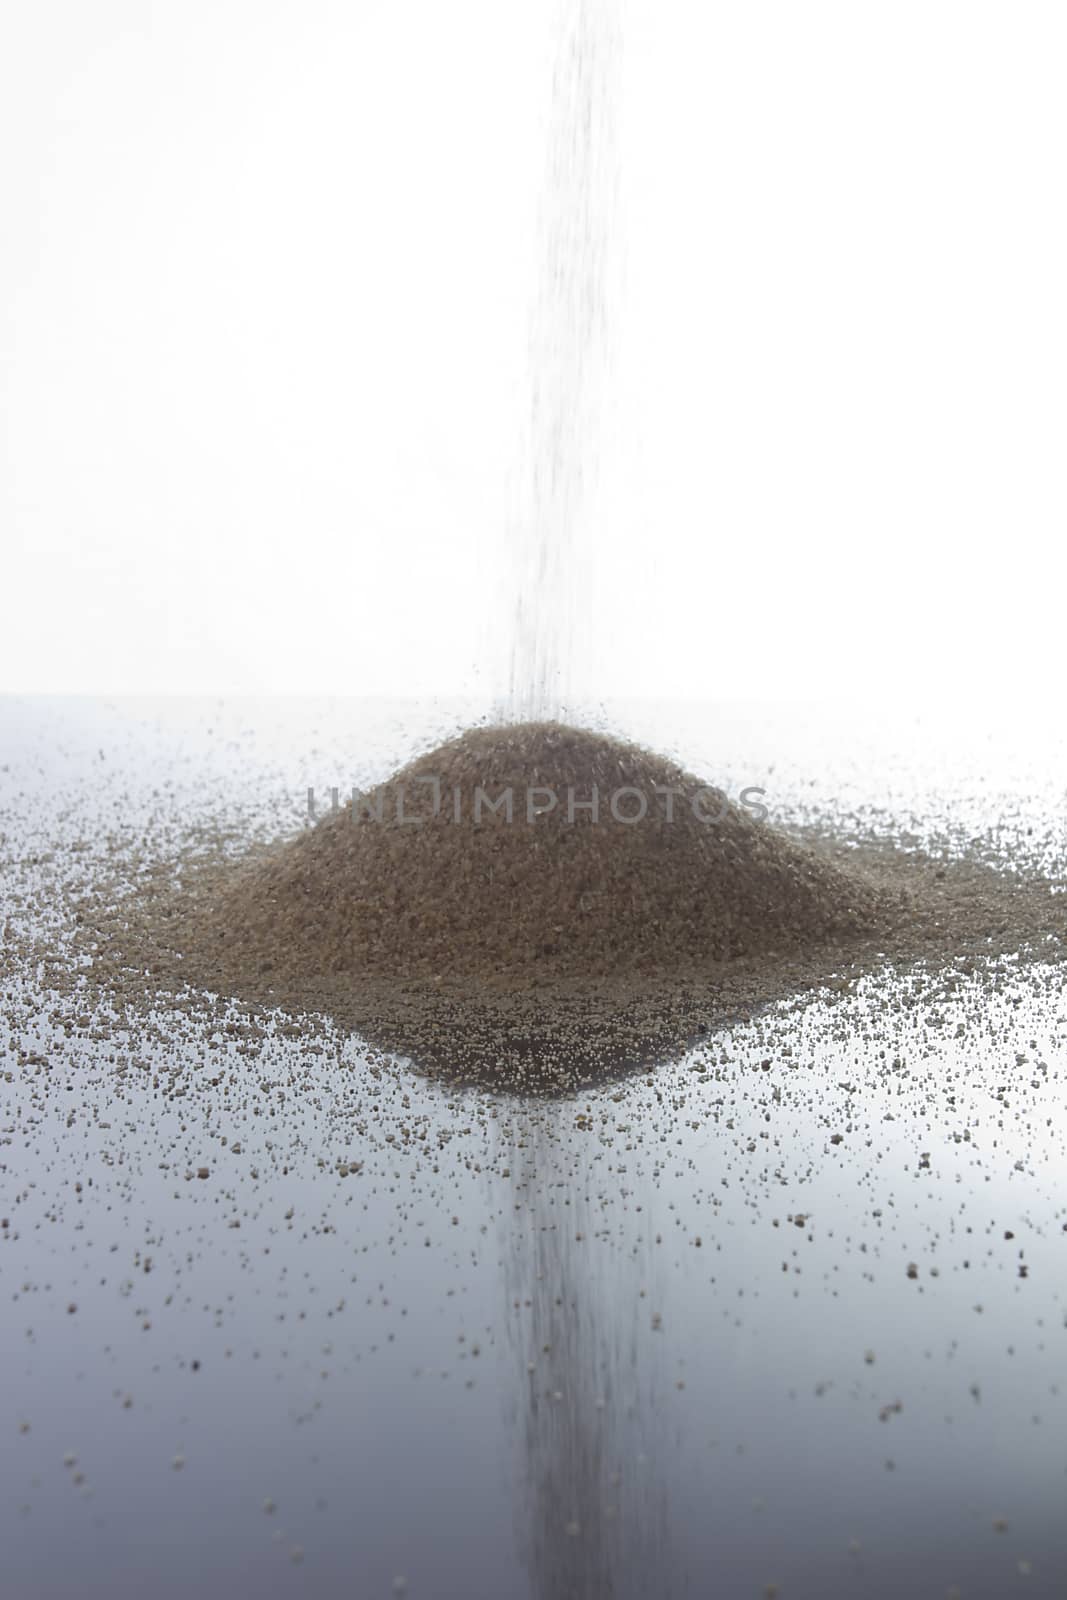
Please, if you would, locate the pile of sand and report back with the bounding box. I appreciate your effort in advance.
[210,722,890,982]
[88,721,1061,1091]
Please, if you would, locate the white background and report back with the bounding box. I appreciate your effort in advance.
[2,0,1064,703]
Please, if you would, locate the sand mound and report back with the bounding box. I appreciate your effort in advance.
[79,721,1061,1091]
[205,722,889,983]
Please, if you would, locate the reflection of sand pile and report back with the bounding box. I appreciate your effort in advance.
[500,1111,674,1600]
[92,721,1063,1092]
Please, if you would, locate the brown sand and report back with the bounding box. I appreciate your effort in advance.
[211,722,891,979]
[77,721,1065,1093]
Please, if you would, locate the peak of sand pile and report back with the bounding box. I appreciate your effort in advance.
[207,721,888,986]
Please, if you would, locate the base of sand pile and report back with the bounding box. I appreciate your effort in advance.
[81,721,1064,1093]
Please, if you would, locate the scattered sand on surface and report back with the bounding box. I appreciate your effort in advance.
[74,722,1065,1092]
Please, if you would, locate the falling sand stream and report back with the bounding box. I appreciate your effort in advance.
[503,0,619,724]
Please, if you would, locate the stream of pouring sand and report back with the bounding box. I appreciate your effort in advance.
[2,694,1066,1598]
